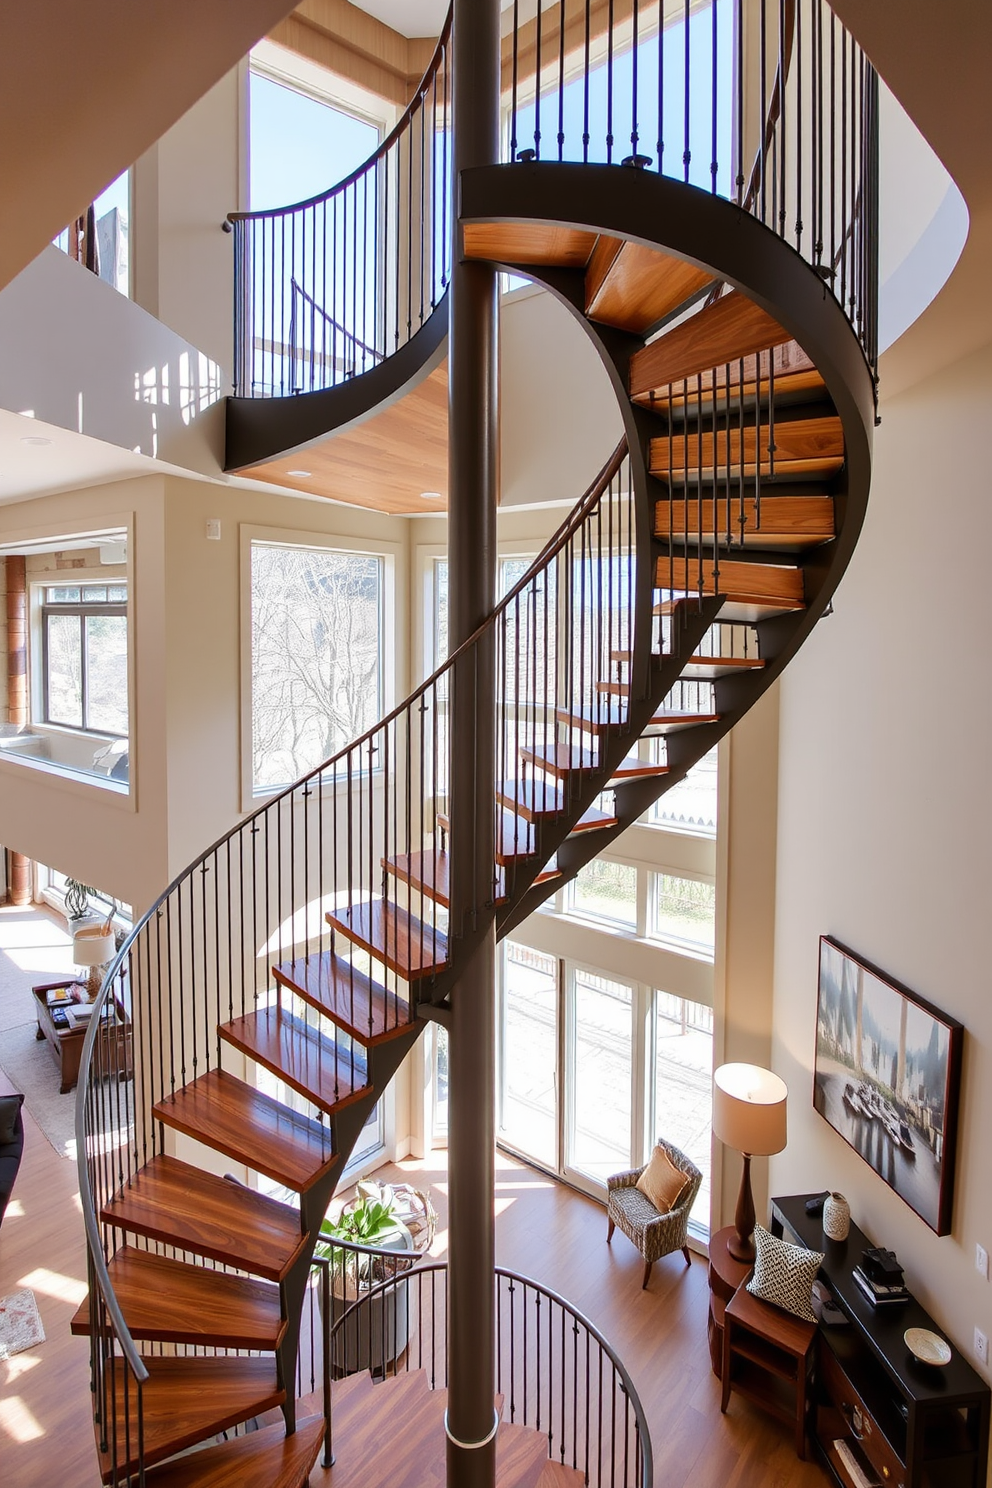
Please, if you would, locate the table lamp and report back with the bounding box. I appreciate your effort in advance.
[73,924,116,999]
[713,1062,788,1263]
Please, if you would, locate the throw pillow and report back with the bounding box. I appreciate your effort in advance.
[746,1223,823,1323]
[0,1094,24,1146]
[635,1145,688,1214]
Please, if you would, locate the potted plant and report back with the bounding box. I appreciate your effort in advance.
[315,1180,435,1377]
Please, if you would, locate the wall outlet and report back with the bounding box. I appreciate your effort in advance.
[978,1244,989,1280]
[975,1327,988,1366]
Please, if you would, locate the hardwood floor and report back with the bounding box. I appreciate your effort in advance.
[1,1118,828,1487]
[0,1100,101,1488]
[315,1152,830,1488]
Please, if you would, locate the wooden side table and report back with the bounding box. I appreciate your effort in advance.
[706,1225,751,1377]
[721,1283,817,1459]
[33,980,131,1094]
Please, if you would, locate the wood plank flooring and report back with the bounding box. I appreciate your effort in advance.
[1,1130,828,1487]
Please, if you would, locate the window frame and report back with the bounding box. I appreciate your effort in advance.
[241,523,402,809]
[40,584,128,737]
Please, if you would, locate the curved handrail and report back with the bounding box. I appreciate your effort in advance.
[326,1261,654,1487]
[229,8,453,395]
[228,15,453,226]
[73,434,633,1404]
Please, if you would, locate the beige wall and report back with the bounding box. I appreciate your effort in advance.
[713,684,780,1233]
[0,478,169,914]
[132,67,246,383]
[770,338,992,1379]
[0,475,409,916]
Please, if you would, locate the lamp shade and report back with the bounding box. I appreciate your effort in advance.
[72,928,115,967]
[712,1062,788,1156]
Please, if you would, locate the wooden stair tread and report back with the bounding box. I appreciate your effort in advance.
[434,814,564,876]
[327,899,448,980]
[520,741,669,782]
[274,950,411,1044]
[220,1007,371,1116]
[100,1154,306,1282]
[70,1245,284,1350]
[556,702,720,735]
[497,779,617,829]
[655,556,805,606]
[651,416,845,479]
[605,653,764,680]
[317,1371,560,1488]
[654,594,802,622]
[659,495,835,547]
[383,849,560,907]
[533,1461,587,1487]
[153,1069,337,1194]
[634,338,823,409]
[143,1416,324,1488]
[585,237,713,333]
[462,221,597,269]
[629,290,792,399]
[96,1355,284,1483]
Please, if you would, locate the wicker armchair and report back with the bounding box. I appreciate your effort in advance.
[606,1138,702,1289]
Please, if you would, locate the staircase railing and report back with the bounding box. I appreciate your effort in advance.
[324,1262,653,1488]
[505,0,878,374]
[230,1,877,400]
[77,425,722,1473]
[229,10,452,396]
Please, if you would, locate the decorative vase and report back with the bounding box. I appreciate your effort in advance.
[823,1191,851,1242]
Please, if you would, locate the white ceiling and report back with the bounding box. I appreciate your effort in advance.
[0,409,159,507]
[351,1,450,38]
[351,1,519,39]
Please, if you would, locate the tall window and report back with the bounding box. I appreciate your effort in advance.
[250,542,384,791]
[498,941,714,1238]
[41,584,128,736]
[249,71,379,213]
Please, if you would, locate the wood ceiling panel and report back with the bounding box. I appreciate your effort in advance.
[244,364,448,514]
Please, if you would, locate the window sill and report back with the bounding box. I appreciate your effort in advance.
[0,746,132,804]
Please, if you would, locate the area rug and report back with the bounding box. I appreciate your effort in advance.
[0,1288,46,1360]
[0,1020,77,1158]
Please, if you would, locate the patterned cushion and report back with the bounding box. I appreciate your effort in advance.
[635,1144,688,1214]
[746,1223,823,1323]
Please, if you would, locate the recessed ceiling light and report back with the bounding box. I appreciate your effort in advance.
[420,491,442,500]
[287,469,312,478]
[20,435,52,447]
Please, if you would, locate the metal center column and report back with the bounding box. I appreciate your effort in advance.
[445,0,501,1485]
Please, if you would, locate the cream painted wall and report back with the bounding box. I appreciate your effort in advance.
[0,475,410,915]
[0,477,170,915]
[500,287,624,508]
[159,478,410,876]
[770,339,992,1379]
[133,67,245,383]
[713,684,780,1233]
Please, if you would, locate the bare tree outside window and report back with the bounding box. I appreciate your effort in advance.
[251,543,383,790]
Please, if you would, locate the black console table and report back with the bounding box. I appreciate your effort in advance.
[771,1195,990,1488]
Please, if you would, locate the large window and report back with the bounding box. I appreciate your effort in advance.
[41,584,128,737]
[498,941,714,1237]
[250,541,384,791]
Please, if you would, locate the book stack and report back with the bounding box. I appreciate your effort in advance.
[852,1265,910,1307]
[66,1003,97,1029]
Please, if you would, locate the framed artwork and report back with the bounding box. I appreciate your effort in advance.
[813,936,963,1236]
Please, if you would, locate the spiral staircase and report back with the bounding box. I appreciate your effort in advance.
[74,2,878,1484]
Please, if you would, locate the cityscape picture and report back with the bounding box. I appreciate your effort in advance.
[813,936,963,1234]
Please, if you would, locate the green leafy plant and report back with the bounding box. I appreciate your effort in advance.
[315,1180,434,1293]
